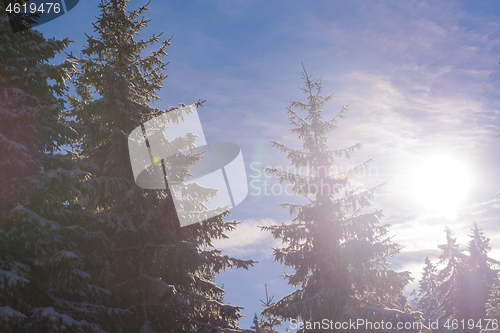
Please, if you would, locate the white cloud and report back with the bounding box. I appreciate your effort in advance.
[212,218,282,259]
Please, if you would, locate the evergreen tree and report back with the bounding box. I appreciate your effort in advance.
[467,223,500,324]
[481,282,500,333]
[409,289,420,311]
[486,283,500,315]
[498,133,500,197]
[1,0,40,34]
[480,134,500,332]
[261,66,422,332]
[251,314,261,333]
[68,1,254,331]
[0,2,69,216]
[256,285,280,333]
[0,3,118,332]
[416,256,439,323]
[433,227,469,332]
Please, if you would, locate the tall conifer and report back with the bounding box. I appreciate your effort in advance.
[416,256,439,323]
[68,1,254,331]
[433,227,469,332]
[0,3,117,332]
[261,66,421,332]
[480,134,500,332]
[466,223,499,325]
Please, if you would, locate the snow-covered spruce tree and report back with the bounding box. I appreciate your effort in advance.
[416,256,439,323]
[68,1,255,332]
[251,314,261,333]
[481,134,500,332]
[261,66,423,332]
[0,4,120,332]
[409,289,420,311]
[433,227,470,332]
[0,1,70,217]
[255,285,280,333]
[466,223,500,325]
[497,134,500,197]
[480,283,500,333]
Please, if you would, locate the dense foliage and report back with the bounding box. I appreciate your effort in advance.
[66,1,255,331]
[261,67,422,332]
[412,224,500,333]
[0,2,116,331]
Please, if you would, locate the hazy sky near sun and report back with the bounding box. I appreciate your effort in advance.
[33,0,500,330]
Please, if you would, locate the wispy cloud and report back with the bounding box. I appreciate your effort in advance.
[212,218,282,259]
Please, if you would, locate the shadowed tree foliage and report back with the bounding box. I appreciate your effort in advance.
[0,3,120,332]
[0,2,70,217]
[67,1,255,331]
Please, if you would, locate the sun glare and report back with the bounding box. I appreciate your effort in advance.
[410,154,472,217]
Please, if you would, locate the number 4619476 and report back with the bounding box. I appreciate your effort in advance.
[6,2,61,14]
[444,319,498,330]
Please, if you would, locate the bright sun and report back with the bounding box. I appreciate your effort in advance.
[410,154,472,217]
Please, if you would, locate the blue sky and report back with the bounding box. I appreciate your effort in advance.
[34,0,500,330]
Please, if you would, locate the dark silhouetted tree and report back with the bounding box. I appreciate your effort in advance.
[68,0,255,331]
[0,3,119,331]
